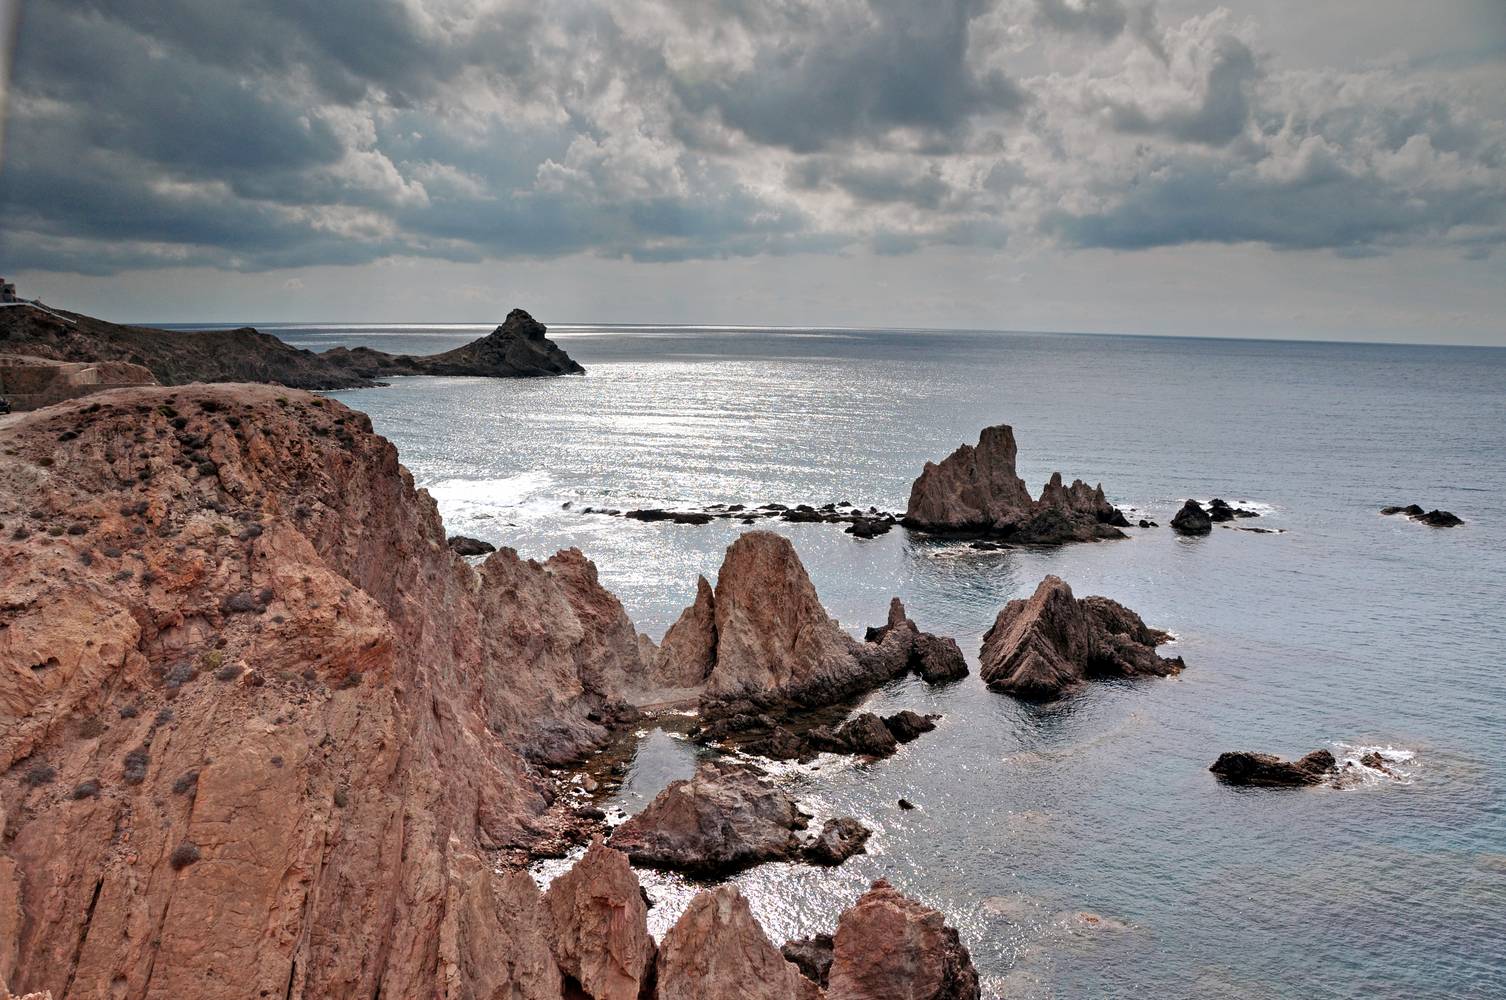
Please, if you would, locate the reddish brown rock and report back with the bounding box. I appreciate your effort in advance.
[655,885,821,1000]
[979,575,1184,699]
[609,760,808,876]
[656,532,918,720]
[826,880,980,1000]
[0,384,647,999]
[903,424,1127,543]
[542,838,655,1000]
[803,817,872,866]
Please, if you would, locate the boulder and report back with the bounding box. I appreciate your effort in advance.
[979,576,1184,699]
[609,761,809,876]
[655,885,821,1000]
[1380,504,1426,517]
[1171,499,1213,535]
[826,880,980,1000]
[867,598,969,684]
[883,710,938,743]
[446,534,496,556]
[834,713,899,757]
[1209,750,1337,787]
[541,839,655,1000]
[803,817,873,866]
[903,424,1127,543]
[1416,509,1463,527]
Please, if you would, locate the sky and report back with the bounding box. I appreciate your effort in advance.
[0,0,1503,344]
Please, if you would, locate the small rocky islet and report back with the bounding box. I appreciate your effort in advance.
[0,307,1426,999]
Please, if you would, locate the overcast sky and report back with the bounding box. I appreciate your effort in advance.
[1,0,1503,343]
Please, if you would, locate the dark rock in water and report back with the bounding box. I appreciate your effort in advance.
[883,709,938,743]
[827,879,981,1000]
[803,817,872,866]
[1171,499,1213,535]
[845,518,892,538]
[1209,749,1337,786]
[782,934,835,988]
[625,508,714,525]
[911,631,969,683]
[897,798,917,810]
[1381,504,1463,526]
[1206,498,1260,522]
[979,576,1184,699]
[1138,519,1152,528]
[903,424,1128,545]
[1359,751,1395,775]
[446,535,495,556]
[610,760,810,876]
[834,713,899,757]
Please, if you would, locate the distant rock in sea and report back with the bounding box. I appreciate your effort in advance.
[1381,504,1463,526]
[1171,499,1213,535]
[0,301,582,393]
[903,424,1130,544]
[979,575,1185,699]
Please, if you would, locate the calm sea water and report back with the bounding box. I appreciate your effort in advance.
[267,322,1506,999]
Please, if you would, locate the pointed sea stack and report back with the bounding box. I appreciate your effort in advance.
[903,424,1129,544]
[979,575,1184,699]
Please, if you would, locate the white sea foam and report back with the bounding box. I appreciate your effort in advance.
[1332,742,1419,786]
[423,470,556,525]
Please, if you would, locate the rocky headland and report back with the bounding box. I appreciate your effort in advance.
[0,382,988,999]
[0,303,581,403]
[903,424,1131,544]
[979,575,1185,699]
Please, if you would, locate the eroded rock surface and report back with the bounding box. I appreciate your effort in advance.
[655,885,821,1000]
[1171,499,1213,535]
[542,838,656,1000]
[803,817,873,866]
[1210,750,1338,787]
[903,424,1128,544]
[0,385,643,998]
[826,879,981,1000]
[979,576,1185,699]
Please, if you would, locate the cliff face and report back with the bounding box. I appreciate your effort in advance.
[0,304,582,391]
[0,384,641,998]
[903,424,1127,543]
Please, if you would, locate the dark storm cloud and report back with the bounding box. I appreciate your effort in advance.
[671,0,1026,153]
[0,0,1501,277]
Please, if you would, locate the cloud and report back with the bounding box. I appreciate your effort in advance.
[0,0,1501,277]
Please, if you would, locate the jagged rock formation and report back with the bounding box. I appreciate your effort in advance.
[0,302,582,390]
[903,424,1129,543]
[609,761,812,876]
[542,838,656,1000]
[1382,504,1464,527]
[782,934,835,988]
[825,880,981,1000]
[0,353,157,411]
[1171,499,1213,535]
[0,384,642,997]
[979,576,1185,699]
[1209,750,1338,787]
[803,817,872,866]
[655,885,822,1000]
[647,535,965,722]
[866,598,969,683]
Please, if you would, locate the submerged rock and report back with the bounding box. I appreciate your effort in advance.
[903,424,1128,544]
[1380,504,1463,526]
[826,879,981,1000]
[1171,499,1213,535]
[1209,749,1338,786]
[979,576,1184,699]
[656,885,822,1000]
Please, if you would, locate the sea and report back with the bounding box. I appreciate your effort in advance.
[239,321,1505,998]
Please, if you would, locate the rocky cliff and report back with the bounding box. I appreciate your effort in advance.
[0,384,636,997]
[0,304,582,391]
[904,424,1129,543]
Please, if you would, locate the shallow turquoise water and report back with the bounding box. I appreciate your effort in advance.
[273,323,1505,999]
